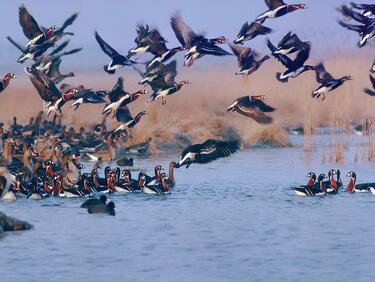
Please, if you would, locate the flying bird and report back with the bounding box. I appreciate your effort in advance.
[363,74,375,96]
[177,139,240,168]
[233,21,272,45]
[227,95,275,124]
[170,13,231,67]
[312,63,352,100]
[229,44,270,76]
[94,31,136,74]
[0,73,16,94]
[256,0,307,23]
[266,38,313,83]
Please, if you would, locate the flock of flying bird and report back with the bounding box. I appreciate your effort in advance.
[0,1,375,205]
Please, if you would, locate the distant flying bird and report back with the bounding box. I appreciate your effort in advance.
[114,109,147,133]
[227,95,275,124]
[266,38,313,83]
[312,63,352,100]
[233,21,272,45]
[177,139,240,168]
[337,6,375,47]
[170,12,231,67]
[0,73,16,94]
[229,44,270,76]
[94,31,135,74]
[363,74,375,96]
[350,2,375,17]
[256,0,307,23]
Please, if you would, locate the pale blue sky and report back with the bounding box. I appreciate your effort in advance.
[0,0,370,73]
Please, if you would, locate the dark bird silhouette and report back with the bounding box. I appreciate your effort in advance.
[0,73,16,94]
[94,31,135,74]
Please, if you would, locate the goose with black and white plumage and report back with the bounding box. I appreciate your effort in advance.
[227,95,275,124]
[267,38,313,83]
[350,2,375,17]
[292,173,327,196]
[273,32,310,55]
[229,44,270,77]
[71,88,108,111]
[170,13,231,67]
[103,89,147,117]
[234,21,272,45]
[363,74,375,96]
[338,6,375,48]
[346,171,375,193]
[256,0,307,23]
[113,109,147,133]
[177,139,240,168]
[312,63,352,101]
[94,31,136,74]
[0,73,16,94]
[142,173,171,195]
[129,24,168,56]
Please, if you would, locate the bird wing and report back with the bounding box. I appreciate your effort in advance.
[229,44,252,67]
[265,0,286,10]
[252,99,276,113]
[163,60,178,84]
[6,36,25,52]
[46,58,63,78]
[250,22,272,34]
[198,42,232,56]
[314,63,334,84]
[278,31,292,48]
[237,22,250,37]
[59,13,78,32]
[26,68,60,102]
[94,31,120,58]
[292,45,310,67]
[236,106,273,124]
[19,5,43,40]
[370,74,375,90]
[49,40,70,56]
[194,139,239,164]
[338,20,365,33]
[266,38,293,68]
[134,23,150,44]
[116,106,134,123]
[109,77,126,102]
[170,13,203,49]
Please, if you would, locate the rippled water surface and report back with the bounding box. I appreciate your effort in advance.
[1,136,375,282]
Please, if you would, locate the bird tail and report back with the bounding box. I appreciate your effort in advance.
[276,73,288,83]
[104,65,115,74]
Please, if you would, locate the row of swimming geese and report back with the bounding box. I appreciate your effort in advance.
[0,1,374,128]
[293,169,375,196]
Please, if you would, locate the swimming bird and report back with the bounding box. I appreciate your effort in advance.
[338,7,375,47]
[94,31,135,74]
[177,139,240,168]
[292,173,327,196]
[87,201,115,216]
[267,38,313,83]
[363,74,375,96]
[227,95,275,124]
[234,21,272,45]
[170,13,231,67]
[256,0,307,23]
[346,171,375,193]
[0,73,16,94]
[229,44,270,76]
[273,32,310,55]
[312,63,352,100]
[142,172,171,195]
[80,194,107,208]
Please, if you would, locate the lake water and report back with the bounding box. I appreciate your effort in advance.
[1,134,375,282]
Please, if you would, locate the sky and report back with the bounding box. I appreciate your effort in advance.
[0,0,372,73]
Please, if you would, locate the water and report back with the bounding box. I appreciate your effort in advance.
[1,136,375,282]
